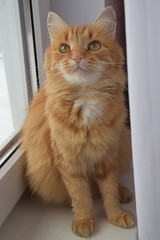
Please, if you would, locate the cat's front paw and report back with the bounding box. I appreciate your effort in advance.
[72,219,95,237]
[110,211,134,228]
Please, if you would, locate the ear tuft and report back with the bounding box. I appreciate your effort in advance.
[47,12,67,38]
[95,7,116,39]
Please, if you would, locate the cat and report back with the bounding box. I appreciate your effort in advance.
[22,6,134,237]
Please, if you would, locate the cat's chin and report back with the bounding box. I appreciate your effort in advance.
[64,70,99,85]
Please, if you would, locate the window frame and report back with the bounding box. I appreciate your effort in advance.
[0,0,38,164]
[0,0,41,227]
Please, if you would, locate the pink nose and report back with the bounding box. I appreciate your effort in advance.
[72,56,82,64]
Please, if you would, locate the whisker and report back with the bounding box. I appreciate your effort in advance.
[102,69,128,91]
[95,71,117,102]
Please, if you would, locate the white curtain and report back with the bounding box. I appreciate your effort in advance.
[124,1,160,239]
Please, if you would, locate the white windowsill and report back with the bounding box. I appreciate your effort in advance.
[0,180,137,240]
[0,144,137,239]
[0,149,26,227]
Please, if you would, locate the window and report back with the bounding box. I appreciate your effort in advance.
[0,0,40,226]
[0,44,14,149]
[0,0,38,166]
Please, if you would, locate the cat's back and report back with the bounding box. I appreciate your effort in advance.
[22,87,49,150]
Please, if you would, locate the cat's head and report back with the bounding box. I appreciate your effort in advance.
[46,7,123,85]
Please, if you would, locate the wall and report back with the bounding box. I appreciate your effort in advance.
[50,0,105,25]
[105,0,126,51]
[31,0,51,85]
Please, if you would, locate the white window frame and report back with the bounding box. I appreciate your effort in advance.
[0,0,29,153]
[0,0,44,227]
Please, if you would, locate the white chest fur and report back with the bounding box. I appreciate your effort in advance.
[74,97,102,127]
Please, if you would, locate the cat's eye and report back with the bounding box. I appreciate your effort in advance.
[88,41,101,51]
[59,44,70,53]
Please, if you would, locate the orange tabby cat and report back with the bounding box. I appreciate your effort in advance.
[22,7,134,237]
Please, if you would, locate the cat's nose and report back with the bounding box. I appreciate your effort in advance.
[72,56,82,64]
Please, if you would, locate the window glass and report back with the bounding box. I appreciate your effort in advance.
[0,42,14,149]
[0,0,37,163]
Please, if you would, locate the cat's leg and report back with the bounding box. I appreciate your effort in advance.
[119,184,133,203]
[96,166,134,228]
[59,171,95,237]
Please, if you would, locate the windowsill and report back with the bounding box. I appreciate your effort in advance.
[0,190,137,240]
[0,149,26,227]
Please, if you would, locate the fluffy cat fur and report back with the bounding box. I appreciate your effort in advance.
[22,7,134,237]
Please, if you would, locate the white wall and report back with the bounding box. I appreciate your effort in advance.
[124,1,160,240]
[51,0,105,25]
[31,0,51,85]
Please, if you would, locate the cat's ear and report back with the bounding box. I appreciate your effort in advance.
[47,12,67,38]
[95,7,116,39]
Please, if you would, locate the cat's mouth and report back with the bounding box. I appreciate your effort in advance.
[72,66,88,74]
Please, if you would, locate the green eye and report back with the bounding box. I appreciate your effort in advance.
[88,41,101,51]
[59,44,70,53]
